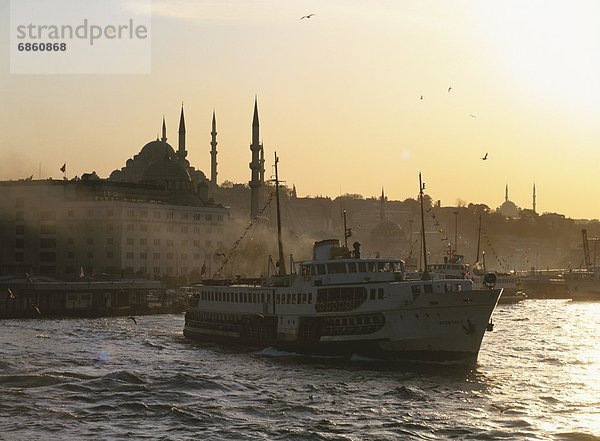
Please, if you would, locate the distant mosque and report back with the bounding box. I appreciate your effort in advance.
[108,98,267,218]
[110,105,209,192]
[498,183,537,219]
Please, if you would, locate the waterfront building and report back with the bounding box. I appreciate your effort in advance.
[0,107,228,280]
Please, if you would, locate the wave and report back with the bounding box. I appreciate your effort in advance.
[0,374,65,388]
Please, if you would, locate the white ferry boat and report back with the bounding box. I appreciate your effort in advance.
[184,166,500,362]
[184,239,502,361]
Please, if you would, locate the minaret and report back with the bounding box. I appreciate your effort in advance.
[210,111,218,186]
[505,184,509,203]
[533,182,536,214]
[259,144,265,184]
[249,97,263,218]
[178,104,187,160]
[380,188,386,221]
[161,116,167,143]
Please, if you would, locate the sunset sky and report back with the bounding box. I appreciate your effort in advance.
[1,0,599,219]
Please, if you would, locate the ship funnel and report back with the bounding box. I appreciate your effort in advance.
[313,239,340,260]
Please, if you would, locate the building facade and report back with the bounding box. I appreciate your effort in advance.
[0,177,227,279]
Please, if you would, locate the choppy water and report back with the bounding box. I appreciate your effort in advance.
[1,300,599,440]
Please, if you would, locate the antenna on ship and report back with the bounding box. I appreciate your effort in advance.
[475,214,482,266]
[343,209,349,248]
[419,173,430,281]
[274,152,286,276]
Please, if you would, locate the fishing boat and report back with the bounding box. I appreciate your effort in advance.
[183,166,502,362]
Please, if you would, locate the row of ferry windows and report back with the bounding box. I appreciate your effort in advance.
[202,291,273,304]
[201,291,316,305]
[301,261,402,276]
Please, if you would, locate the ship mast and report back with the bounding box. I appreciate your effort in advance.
[419,173,430,281]
[274,152,286,276]
[343,209,349,248]
[475,214,482,265]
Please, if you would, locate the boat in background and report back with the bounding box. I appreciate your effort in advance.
[413,254,525,304]
[565,229,600,301]
[565,267,600,300]
[519,271,569,299]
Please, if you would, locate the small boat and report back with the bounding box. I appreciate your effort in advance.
[183,167,502,362]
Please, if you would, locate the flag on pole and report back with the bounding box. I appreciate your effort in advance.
[60,163,66,173]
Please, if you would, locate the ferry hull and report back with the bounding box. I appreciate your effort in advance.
[183,290,499,363]
[183,327,481,362]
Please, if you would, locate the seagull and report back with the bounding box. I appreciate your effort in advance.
[469,114,477,118]
[8,288,15,299]
[420,95,423,100]
[215,252,226,257]
[481,153,488,160]
[448,87,452,93]
[25,272,33,283]
[127,315,137,325]
[300,13,315,19]
[33,304,41,315]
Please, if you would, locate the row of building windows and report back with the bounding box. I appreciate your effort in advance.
[15,209,224,224]
[14,224,57,234]
[125,252,205,261]
[61,237,223,249]
[14,222,223,236]
[18,237,220,249]
[15,250,209,263]
[13,252,57,262]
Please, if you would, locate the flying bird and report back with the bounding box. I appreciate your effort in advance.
[215,252,226,257]
[300,13,315,19]
[33,304,41,315]
[469,114,476,118]
[8,288,15,299]
[448,87,452,93]
[420,95,423,100]
[127,315,137,325]
[481,153,488,160]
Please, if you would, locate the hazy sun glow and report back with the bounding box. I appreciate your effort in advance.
[1,0,600,218]
[479,0,600,113]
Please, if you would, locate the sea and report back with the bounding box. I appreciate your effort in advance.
[1,300,598,440]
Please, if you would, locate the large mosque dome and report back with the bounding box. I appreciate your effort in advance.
[139,140,177,160]
[499,200,519,218]
[142,156,192,184]
[109,110,209,190]
[498,185,520,218]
